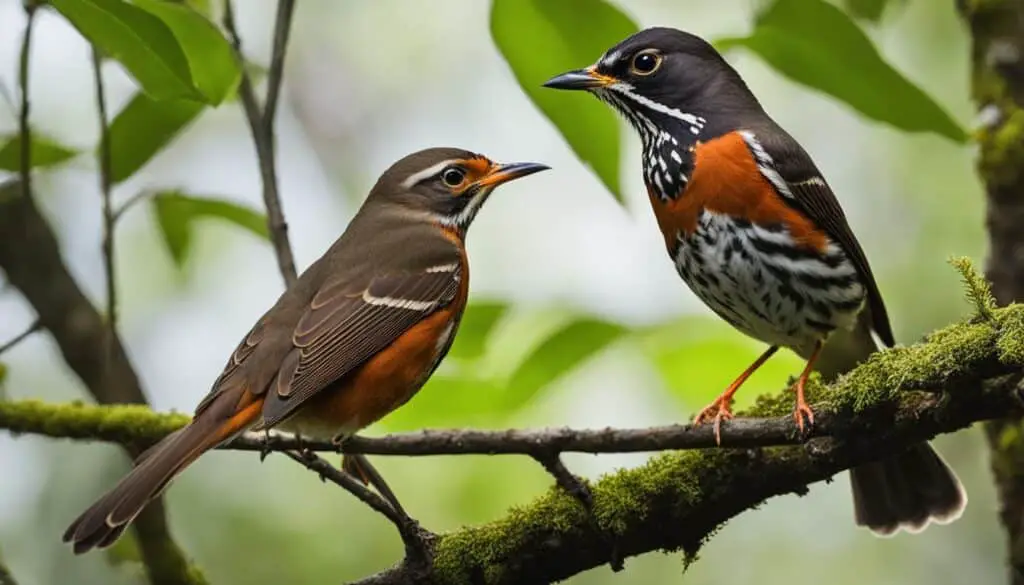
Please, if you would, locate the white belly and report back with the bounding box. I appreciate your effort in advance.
[673,210,866,350]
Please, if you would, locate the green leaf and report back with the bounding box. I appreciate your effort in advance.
[152,191,269,267]
[491,0,638,203]
[503,317,628,410]
[133,0,241,104]
[447,302,509,361]
[0,134,79,171]
[717,0,966,142]
[843,0,891,21]
[109,93,205,183]
[48,0,203,101]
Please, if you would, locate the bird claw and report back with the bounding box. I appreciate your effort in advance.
[693,399,734,446]
[793,401,815,435]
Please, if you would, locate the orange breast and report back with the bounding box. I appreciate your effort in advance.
[647,131,827,253]
[297,236,470,436]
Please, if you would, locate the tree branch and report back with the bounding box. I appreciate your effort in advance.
[17,2,36,201]
[2,300,1023,582]
[0,319,41,357]
[222,0,298,285]
[90,48,117,347]
[0,178,203,585]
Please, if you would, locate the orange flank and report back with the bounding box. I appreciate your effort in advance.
[288,242,469,435]
[646,131,828,253]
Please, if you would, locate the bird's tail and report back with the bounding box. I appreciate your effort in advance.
[810,310,967,535]
[63,393,261,553]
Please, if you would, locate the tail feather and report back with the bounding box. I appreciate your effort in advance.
[805,309,967,535]
[63,425,218,554]
[850,444,966,536]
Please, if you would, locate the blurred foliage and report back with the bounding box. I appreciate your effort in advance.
[843,0,897,22]
[152,191,269,269]
[0,133,78,171]
[718,0,966,142]
[47,0,237,103]
[108,94,204,183]
[491,0,637,202]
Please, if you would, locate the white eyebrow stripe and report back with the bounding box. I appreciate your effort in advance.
[401,159,460,189]
[362,290,436,311]
[606,82,706,129]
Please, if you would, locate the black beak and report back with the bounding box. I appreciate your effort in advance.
[543,68,613,90]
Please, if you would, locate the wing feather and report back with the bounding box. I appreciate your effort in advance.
[743,127,895,347]
[257,267,460,428]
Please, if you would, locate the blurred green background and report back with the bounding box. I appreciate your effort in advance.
[0,0,997,583]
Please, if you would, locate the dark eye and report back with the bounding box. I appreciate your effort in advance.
[441,167,466,187]
[630,50,662,76]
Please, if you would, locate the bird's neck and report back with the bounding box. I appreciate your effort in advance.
[631,82,764,203]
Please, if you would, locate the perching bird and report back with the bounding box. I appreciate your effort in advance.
[544,27,965,535]
[63,147,549,553]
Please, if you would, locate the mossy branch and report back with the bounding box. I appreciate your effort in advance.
[4,305,1024,583]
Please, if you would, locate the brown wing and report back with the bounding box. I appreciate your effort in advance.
[256,265,461,428]
[194,315,269,416]
[748,126,895,347]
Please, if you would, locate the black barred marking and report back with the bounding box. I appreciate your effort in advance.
[596,90,699,202]
[672,210,866,349]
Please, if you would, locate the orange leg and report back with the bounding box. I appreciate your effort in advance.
[792,341,823,433]
[694,345,779,445]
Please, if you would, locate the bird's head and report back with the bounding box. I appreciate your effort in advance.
[543,27,759,140]
[370,147,549,232]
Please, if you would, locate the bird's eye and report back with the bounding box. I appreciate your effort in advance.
[440,167,466,187]
[630,50,662,76]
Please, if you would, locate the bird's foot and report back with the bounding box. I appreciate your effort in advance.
[259,429,272,462]
[693,397,735,445]
[342,454,371,486]
[792,396,815,435]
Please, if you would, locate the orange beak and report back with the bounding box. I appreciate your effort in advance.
[475,161,550,188]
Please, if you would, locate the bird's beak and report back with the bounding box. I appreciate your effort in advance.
[543,67,615,90]
[476,162,550,188]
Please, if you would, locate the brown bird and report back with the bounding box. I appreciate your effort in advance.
[544,27,965,535]
[63,147,549,553]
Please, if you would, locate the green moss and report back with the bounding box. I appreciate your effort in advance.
[996,307,1024,363]
[0,399,189,445]
[431,449,732,583]
[979,108,1024,187]
[950,257,998,320]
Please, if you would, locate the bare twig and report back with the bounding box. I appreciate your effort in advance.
[263,0,296,138]
[91,49,118,351]
[0,319,41,357]
[222,0,298,285]
[17,3,38,200]
[113,189,153,222]
[283,450,435,565]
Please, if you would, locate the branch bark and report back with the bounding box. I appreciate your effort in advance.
[0,179,202,585]
[3,299,1023,582]
[960,1,1024,583]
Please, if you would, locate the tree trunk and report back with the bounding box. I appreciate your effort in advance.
[960,1,1024,582]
